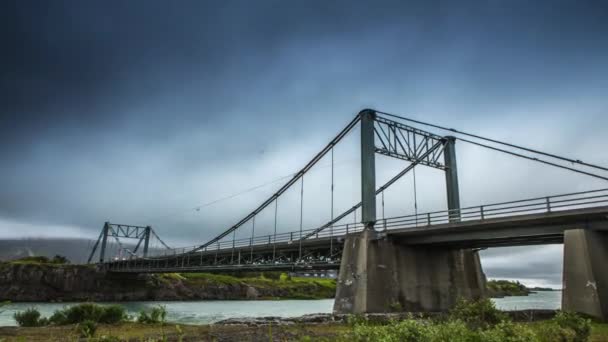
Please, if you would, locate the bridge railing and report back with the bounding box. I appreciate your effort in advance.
[107,188,608,263]
[381,188,608,230]
[137,221,366,259]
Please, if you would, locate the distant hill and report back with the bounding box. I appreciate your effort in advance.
[0,238,168,264]
[0,238,107,264]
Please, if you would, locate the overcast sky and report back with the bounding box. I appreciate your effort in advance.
[1,0,607,287]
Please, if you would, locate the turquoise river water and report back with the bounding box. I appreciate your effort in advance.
[0,291,561,327]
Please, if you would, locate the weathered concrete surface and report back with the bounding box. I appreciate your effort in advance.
[563,229,608,321]
[334,229,486,314]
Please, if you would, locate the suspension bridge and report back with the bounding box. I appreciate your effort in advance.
[87,109,608,320]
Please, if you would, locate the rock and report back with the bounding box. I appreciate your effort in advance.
[245,286,259,299]
[0,263,334,302]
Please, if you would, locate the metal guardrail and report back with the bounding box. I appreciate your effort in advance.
[106,188,608,267]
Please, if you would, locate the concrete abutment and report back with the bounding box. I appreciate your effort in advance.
[333,230,486,314]
[563,229,608,321]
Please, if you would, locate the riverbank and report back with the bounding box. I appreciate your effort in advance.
[0,263,335,302]
[1,262,545,303]
[1,312,606,341]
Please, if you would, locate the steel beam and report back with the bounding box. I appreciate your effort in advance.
[360,109,376,229]
[143,226,151,257]
[99,222,110,263]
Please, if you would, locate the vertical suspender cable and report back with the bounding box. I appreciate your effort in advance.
[299,176,304,261]
[273,198,278,261]
[413,165,419,225]
[382,190,386,230]
[382,190,385,218]
[231,230,235,264]
[250,216,255,263]
[330,147,334,254]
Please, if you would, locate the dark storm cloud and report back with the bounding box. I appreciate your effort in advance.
[3,0,607,147]
[0,0,607,254]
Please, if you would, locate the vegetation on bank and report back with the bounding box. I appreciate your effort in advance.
[161,272,337,299]
[5,300,607,341]
[3,255,71,266]
[10,303,171,338]
[336,300,596,342]
[486,279,531,297]
[165,273,533,300]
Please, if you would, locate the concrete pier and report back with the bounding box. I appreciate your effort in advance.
[333,229,486,313]
[563,229,608,321]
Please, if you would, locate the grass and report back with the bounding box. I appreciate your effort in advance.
[0,321,606,342]
[175,272,336,299]
[2,256,71,266]
[0,322,351,341]
[590,322,608,341]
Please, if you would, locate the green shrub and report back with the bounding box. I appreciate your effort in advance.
[98,304,127,324]
[49,303,127,325]
[50,255,70,264]
[48,310,68,325]
[137,305,167,324]
[481,320,538,342]
[449,298,508,330]
[63,303,105,323]
[535,321,577,342]
[426,319,478,342]
[13,308,43,327]
[279,273,291,282]
[541,311,591,342]
[76,319,97,338]
[352,319,430,342]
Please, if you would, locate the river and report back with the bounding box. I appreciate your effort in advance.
[0,291,561,327]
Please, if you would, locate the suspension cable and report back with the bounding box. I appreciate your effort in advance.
[150,229,171,249]
[381,190,385,219]
[381,189,386,230]
[458,137,608,182]
[299,176,304,261]
[301,139,443,239]
[197,113,361,250]
[330,147,334,253]
[273,198,278,261]
[376,110,608,173]
[250,216,255,263]
[413,165,418,216]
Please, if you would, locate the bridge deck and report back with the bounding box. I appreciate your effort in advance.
[388,205,608,247]
[105,205,608,273]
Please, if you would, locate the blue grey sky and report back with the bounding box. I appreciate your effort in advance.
[1,0,607,286]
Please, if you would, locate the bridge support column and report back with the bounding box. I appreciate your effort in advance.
[563,229,608,321]
[334,231,486,313]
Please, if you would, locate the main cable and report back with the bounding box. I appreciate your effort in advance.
[458,137,608,181]
[376,110,608,173]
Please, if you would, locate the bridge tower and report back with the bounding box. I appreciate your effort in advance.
[334,110,486,314]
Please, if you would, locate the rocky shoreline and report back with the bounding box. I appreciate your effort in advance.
[0,263,333,302]
[215,310,559,326]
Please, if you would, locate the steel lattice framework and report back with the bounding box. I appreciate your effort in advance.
[87,222,171,263]
[374,116,446,169]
